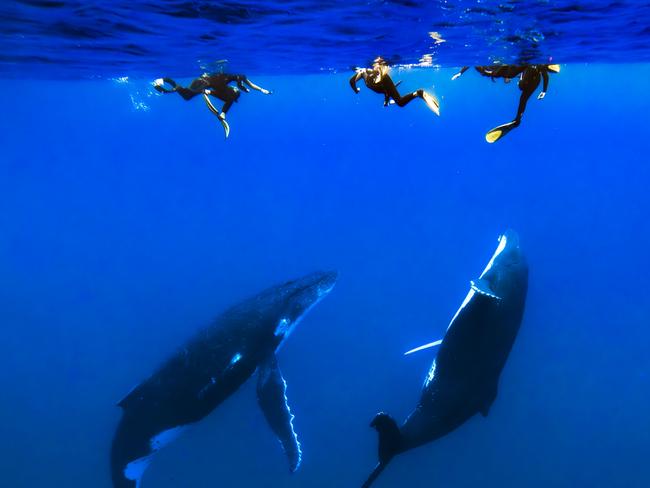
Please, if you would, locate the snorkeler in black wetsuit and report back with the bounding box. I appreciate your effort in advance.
[153,72,271,138]
[452,64,560,143]
[349,57,440,115]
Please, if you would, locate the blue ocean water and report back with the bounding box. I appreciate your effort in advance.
[1,1,650,488]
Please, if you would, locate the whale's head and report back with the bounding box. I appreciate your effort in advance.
[270,270,338,344]
[480,229,527,297]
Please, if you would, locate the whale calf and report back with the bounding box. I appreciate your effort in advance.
[362,230,528,487]
[111,271,338,488]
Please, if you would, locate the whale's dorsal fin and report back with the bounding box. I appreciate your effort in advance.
[404,339,442,356]
[257,354,302,473]
[471,279,501,300]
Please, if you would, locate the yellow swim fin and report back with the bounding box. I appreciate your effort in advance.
[422,91,440,116]
[485,121,518,143]
[547,64,561,73]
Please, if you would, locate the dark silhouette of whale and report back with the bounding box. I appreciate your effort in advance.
[110,271,338,488]
[362,230,528,487]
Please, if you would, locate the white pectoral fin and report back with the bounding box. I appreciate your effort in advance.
[124,455,152,487]
[404,339,443,356]
[257,354,302,472]
[470,279,501,300]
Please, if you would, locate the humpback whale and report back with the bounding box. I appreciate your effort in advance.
[110,271,338,488]
[362,230,528,487]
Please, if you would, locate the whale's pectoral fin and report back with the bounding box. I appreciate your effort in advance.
[257,354,302,473]
[404,339,443,356]
[471,279,502,300]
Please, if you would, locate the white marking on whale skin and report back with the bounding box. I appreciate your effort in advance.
[124,455,153,487]
[229,352,242,366]
[447,289,476,331]
[480,233,508,278]
[442,234,509,338]
[198,377,217,398]
[274,318,291,337]
[404,339,443,356]
[470,280,502,300]
[424,362,437,388]
[150,425,186,451]
[280,375,302,471]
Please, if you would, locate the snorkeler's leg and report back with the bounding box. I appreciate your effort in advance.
[515,84,535,121]
[221,99,234,115]
[485,87,532,143]
[387,84,439,115]
[384,81,418,107]
[152,77,206,100]
[175,87,202,100]
[214,87,241,117]
[167,77,210,101]
[203,93,230,138]
[451,66,469,80]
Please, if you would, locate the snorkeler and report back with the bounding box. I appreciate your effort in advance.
[349,57,440,115]
[484,64,560,143]
[153,72,272,138]
[452,64,560,143]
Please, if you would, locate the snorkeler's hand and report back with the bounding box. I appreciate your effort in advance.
[153,78,163,87]
[538,91,546,100]
[204,89,212,95]
[261,89,272,95]
[451,73,461,81]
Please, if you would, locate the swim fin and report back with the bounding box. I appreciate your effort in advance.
[422,91,440,116]
[203,93,230,138]
[547,64,561,73]
[152,78,176,94]
[219,117,230,139]
[485,120,518,143]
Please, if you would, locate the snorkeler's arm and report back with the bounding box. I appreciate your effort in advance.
[538,70,549,99]
[242,78,272,95]
[349,71,363,93]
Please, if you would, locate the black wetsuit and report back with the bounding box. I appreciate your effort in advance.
[159,73,249,114]
[456,65,525,81]
[477,65,525,81]
[512,65,549,125]
[350,69,422,107]
[460,64,550,125]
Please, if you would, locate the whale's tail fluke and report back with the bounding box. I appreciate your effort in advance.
[362,412,402,487]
